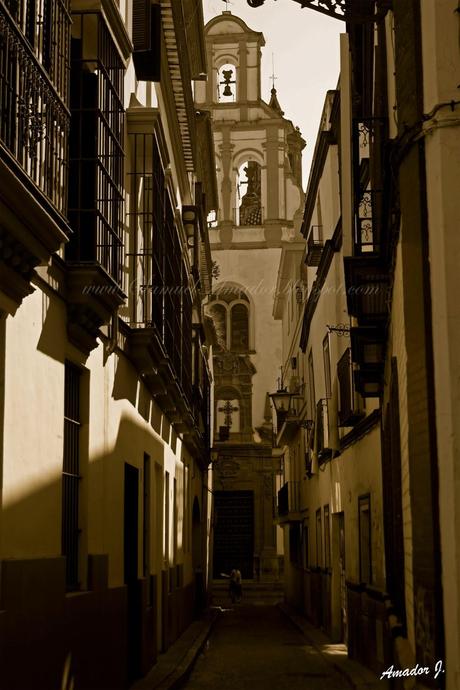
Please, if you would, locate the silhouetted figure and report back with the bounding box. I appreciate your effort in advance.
[222,568,242,603]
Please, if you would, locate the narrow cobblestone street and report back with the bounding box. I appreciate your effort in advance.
[181,605,350,690]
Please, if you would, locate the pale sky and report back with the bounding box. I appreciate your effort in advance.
[203,0,343,188]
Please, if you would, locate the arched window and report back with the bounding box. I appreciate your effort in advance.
[217,63,237,103]
[207,285,252,353]
[237,161,262,226]
[231,303,249,352]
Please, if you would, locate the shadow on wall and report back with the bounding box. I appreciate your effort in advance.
[1,293,207,689]
[0,409,196,690]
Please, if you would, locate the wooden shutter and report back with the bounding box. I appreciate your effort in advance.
[132,0,161,82]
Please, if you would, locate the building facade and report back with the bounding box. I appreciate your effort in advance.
[274,0,460,686]
[195,12,305,583]
[0,0,217,687]
[274,87,386,673]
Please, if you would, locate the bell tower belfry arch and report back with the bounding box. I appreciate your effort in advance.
[197,11,305,583]
[195,11,305,245]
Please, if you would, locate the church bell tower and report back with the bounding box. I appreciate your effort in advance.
[196,11,305,582]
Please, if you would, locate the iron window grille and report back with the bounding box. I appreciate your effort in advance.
[66,12,124,284]
[127,131,193,401]
[0,0,71,214]
[127,131,164,329]
[62,361,81,590]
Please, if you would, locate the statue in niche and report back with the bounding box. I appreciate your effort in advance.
[239,161,262,226]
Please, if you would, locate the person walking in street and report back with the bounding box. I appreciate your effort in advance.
[221,568,243,603]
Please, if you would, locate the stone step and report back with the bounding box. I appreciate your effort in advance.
[211,580,284,589]
[211,580,285,606]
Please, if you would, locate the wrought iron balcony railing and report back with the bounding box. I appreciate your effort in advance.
[0,0,70,214]
[353,117,387,169]
[352,117,388,256]
[355,189,383,255]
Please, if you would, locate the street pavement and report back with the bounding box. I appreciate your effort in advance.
[180,604,352,690]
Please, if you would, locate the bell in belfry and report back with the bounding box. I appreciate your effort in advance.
[220,69,234,98]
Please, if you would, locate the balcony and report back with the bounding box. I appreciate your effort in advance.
[65,12,125,353]
[337,348,365,426]
[354,189,383,255]
[343,256,390,323]
[350,326,386,398]
[0,0,72,312]
[352,116,388,257]
[125,323,169,398]
[277,481,301,522]
[306,225,324,266]
[353,118,388,169]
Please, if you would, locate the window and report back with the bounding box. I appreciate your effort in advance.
[128,132,160,326]
[62,362,81,590]
[132,0,161,82]
[316,508,322,568]
[359,494,372,584]
[164,471,170,566]
[127,128,192,400]
[324,505,331,569]
[308,350,316,420]
[236,161,262,226]
[0,0,70,212]
[66,13,124,284]
[208,287,250,353]
[217,63,236,102]
[231,303,249,352]
[323,335,332,399]
[302,521,309,568]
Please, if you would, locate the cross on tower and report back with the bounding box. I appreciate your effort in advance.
[270,53,278,91]
[218,400,239,428]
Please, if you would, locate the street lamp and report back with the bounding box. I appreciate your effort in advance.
[243,0,391,23]
[269,367,294,427]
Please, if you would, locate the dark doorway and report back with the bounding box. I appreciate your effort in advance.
[192,497,204,614]
[382,358,406,629]
[213,491,254,579]
[124,463,141,684]
[338,512,347,645]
